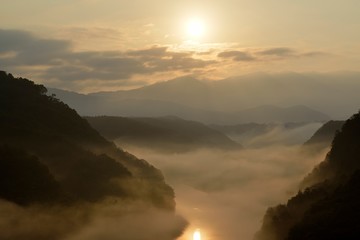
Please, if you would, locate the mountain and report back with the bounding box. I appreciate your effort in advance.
[0,71,174,209]
[85,116,241,152]
[50,87,330,125]
[48,88,99,116]
[209,72,360,119]
[0,145,63,205]
[50,72,360,121]
[303,120,344,153]
[255,111,360,240]
[50,87,230,123]
[90,76,215,111]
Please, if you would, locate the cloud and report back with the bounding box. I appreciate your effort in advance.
[127,46,169,57]
[0,29,215,87]
[217,51,256,61]
[300,51,328,57]
[217,47,328,63]
[0,29,330,91]
[257,47,296,57]
[0,29,69,54]
[126,46,216,72]
[0,29,71,66]
[257,47,328,59]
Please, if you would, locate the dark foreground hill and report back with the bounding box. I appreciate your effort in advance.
[0,71,174,208]
[0,71,189,240]
[255,111,360,240]
[85,116,241,152]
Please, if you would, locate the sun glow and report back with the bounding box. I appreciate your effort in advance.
[186,18,206,38]
[193,230,202,240]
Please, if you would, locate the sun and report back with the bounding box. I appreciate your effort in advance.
[193,229,202,240]
[186,18,206,38]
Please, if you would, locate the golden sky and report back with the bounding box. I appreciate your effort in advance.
[1,0,359,92]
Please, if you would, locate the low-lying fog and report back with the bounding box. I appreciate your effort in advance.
[121,127,328,240]
[226,122,323,148]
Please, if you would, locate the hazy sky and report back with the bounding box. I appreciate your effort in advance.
[1,0,359,91]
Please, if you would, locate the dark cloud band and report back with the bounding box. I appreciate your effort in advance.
[0,29,215,84]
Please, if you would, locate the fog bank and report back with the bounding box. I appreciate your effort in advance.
[124,146,328,240]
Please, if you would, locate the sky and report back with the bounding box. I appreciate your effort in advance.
[1,0,360,92]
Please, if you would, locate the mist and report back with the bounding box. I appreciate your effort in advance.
[65,202,187,240]
[224,122,323,148]
[0,199,187,240]
[122,144,328,240]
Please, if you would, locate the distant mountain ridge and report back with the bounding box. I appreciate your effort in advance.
[85,116,241,152]
[49,72,360,121]
[50,76,331,124]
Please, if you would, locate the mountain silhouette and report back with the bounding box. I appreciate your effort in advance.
[303,120,344,154]
[50,84,330,125]
[0,145,63,205]
[255,111,360,240]
[91,76,213,108]
[85,116,241,152]
[49,72,360,122]
[0,71,174,209]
